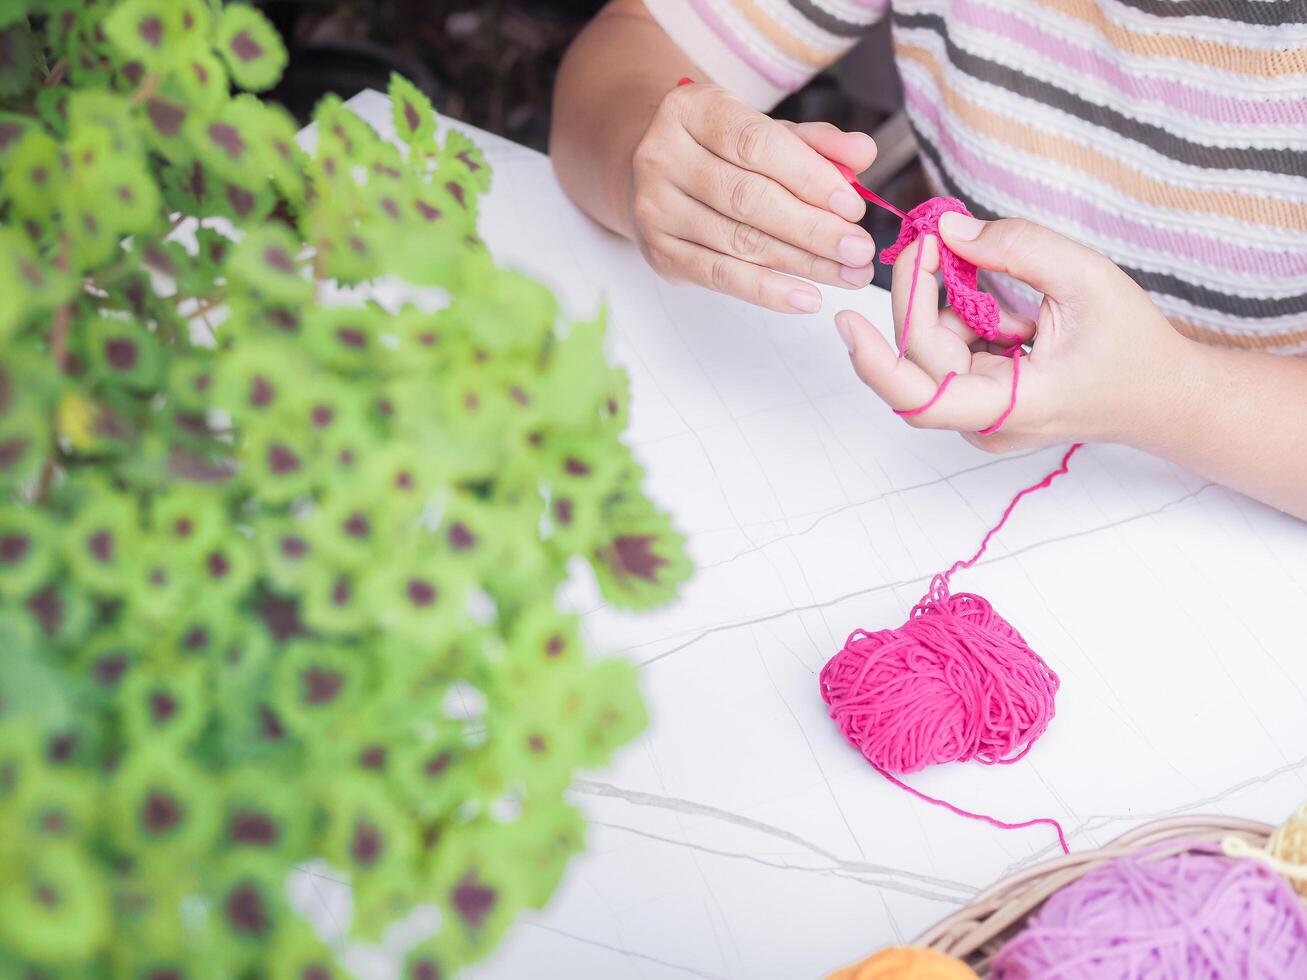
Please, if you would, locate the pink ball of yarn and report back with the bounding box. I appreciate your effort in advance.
[819,583,1058,775]
[991,842,1307,979]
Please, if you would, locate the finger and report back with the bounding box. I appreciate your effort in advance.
[656,235,825,313]
[784,120,877,176]
[674,89,866,222]
[677,151,876,270]
[997,308,1037,344]
[838,309,948,407]
[890,237,957,376]
[941,306,1038,349]
[837,311,1017,430]
[664,191,873,289]
[891,236,940,348]
[938,212,1114,301]
[962,429,1024,455]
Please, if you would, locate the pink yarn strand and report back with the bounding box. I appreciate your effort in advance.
[935,442,1082,594]
[897,218,926,359]
[873,764,1069,855]
[821,166,1084,857]
[977,346,1022,436]
[843,169,1025,432]
[832,161,907,221]
[895,371,958,417]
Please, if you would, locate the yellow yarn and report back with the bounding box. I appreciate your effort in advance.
[825,946,979,980]
[1266,803,1307,899]
[1223,803,1307,899]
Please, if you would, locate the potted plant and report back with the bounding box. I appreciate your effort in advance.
[0,2,690,977]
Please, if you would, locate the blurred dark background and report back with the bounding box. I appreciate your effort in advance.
[257,0,925,284]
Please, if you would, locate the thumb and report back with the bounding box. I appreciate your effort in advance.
[786,121,877,176]
[938,212,1107,300]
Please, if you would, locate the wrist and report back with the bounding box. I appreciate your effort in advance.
[1124,328,1217,458]
[610,139,641,240]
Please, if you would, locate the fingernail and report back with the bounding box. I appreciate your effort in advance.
[838,235,875,266]
[835,313,856,353]
[939,211,984,241]
[789,289,821,313]
[829,189,863,222]
[840,263,871,286]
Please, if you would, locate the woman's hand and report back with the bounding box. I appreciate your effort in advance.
[627,81,879,314]
[834,213,1200,452]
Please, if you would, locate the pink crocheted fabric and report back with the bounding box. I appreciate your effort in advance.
[879,198,1018,346]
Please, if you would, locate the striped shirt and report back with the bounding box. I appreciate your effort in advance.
[645,0,1307,352]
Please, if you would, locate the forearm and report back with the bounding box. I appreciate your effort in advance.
[1141,339,1307,520]
[549,0,697,238]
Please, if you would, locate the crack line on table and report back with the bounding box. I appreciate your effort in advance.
[524,921,730,980]
[694,448,1049,574]
[573,779,976,895]
[997,748,1307,875]
[754,630,867,860]
[593,820,972,904]
[636,483,1216,668]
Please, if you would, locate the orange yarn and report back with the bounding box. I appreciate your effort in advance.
[826,946,979,980]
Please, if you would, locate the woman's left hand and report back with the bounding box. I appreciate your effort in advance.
[833,212,1198,453]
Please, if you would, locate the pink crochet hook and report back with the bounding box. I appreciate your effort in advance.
[831,160,908,222]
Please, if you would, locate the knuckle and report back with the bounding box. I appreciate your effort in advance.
[658,83,703,129]
[642,241,674,280]
[729,221,768,260]
[996,220,1041,267]
[661,84,691,114]
[728,171,769,219]
[1086,251,1121,288]
[631,192,661,232]
[631,136,665,177]
[708,254,734,294]
[999,216,1035,239]
[806,252,828,281]
[802,212,826,251]
[733,118,772,166]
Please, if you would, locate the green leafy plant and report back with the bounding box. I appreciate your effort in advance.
[0,3,691,976]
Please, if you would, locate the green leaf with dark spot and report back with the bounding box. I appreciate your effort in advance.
[3,128,60,220]
[389,72,436,149]
[227,225,310,305]
[64,492,140,594]
[103,0,178,67]
[443,128,491,195]
[0,506,57,599]
[0,110,31,160]
[188,99,257,181]
[589,497,691,610]
[175,48,228,111]
[216,3,287,92]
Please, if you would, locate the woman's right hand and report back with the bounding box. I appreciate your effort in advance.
[626,81,879,314]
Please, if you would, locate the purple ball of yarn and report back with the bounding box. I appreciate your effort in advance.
[991,841,1307,979]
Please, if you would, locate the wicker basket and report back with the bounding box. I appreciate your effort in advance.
[914,815,1275,975]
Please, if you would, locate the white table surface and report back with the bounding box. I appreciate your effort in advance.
[337,91,1307,979]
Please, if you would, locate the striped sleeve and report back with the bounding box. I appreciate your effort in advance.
[643,0,888,109]
[891,0,1307,353]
